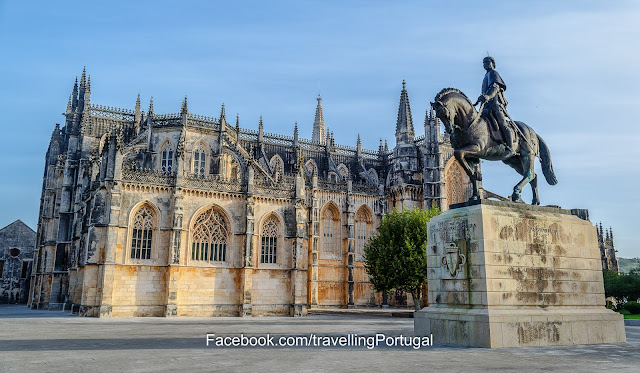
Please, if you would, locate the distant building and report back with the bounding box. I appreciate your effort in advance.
[0,220,36,304]
[597,223,618,272]
[570,209,618,272]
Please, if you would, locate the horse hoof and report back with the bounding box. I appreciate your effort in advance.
[532,199,540,206]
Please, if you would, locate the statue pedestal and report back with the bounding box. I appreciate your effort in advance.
[414,200,626,348]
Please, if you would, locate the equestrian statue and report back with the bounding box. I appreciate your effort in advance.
[431,56,557,205]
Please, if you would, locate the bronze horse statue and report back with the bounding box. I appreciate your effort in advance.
[431,88,557,204]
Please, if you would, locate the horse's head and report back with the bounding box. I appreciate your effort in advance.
[431,100,454,134]
[432,88,476,134]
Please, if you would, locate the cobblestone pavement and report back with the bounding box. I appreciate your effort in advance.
[1,305,638,372]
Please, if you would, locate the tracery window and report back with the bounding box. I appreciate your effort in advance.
[322,207,341,256]
[191,207,229,262]
[161,146,174,173]
[270,155,284,182]
[131,205,155,260]
[355,207,373,257]
[445,159,471,209]
[260,216,279,264]
[304,160,318,180]
[193,147,206,175]
[337,164,349,181]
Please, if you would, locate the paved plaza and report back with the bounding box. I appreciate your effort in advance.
[0,305,639,372]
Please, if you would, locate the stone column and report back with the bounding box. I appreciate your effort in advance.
[241,166,255,316]
[98,183,120,318]
[345,181,355,308]
[290,173,308,316]
[165,191,183,317]
[308,176,319,307]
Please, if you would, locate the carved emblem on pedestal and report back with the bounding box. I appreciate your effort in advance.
[441,242,466,277]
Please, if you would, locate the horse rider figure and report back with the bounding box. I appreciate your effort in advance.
[475,56,516,158]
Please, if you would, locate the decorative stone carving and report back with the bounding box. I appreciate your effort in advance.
[441,242,466,277]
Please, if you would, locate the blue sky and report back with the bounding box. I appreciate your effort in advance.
[1,0,639,258]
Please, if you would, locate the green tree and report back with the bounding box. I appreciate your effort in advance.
[363,206,441,311]
[603,265,640,308]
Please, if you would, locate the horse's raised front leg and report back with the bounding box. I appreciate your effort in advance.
[512,154,536,203]
[454,145,482,199]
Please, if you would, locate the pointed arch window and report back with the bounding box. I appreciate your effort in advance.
[161,146,174,173]
[193,146,206,175]
[261,216,279,264]
[322,207,341,256]
[191,208,229,262]
[355,207,373,257]
[131,205,155,260]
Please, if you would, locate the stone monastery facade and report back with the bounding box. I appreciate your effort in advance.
[29,69,474,317]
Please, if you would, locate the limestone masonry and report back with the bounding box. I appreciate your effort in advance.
[29,71,476,317]
[414,200,626,347]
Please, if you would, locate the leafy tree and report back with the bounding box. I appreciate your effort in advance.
[363,206,441,311]
[603,264,640,308]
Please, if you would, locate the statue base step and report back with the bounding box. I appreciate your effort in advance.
[415,306,625,348]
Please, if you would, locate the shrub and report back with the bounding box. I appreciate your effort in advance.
[617,309,631,315]
[623,301,640,315]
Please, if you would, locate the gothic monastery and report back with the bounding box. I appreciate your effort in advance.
[28,69,475,317]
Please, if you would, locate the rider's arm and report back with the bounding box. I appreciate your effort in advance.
[482,82,500,101]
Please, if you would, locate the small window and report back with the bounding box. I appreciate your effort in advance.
[161,147,174,173]
[193,148,206,175]
[9,248,20,257]
[0,260,4,278]
[21,261,29,278]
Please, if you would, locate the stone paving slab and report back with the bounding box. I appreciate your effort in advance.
[0,305,638,372]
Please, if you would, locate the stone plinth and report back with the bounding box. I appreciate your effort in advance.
[414,200,626,348]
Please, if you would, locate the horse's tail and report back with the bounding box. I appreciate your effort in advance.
[537,134,558,185]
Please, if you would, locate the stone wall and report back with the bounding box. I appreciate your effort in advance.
[0,220,36,304]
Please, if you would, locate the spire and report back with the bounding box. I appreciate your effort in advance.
[52,123,60,138]
[312,94,326,144]
[294,121,299,141]
[598,222,603,242]
[258,115,264,142]
[357,133,362,156]
[235,113,240,133]
[80,67,86,89]
[395,79,415,145]
[66,94,73,115]
[609,227,614,242]
[71,77,78,112]
[181,96,188,114]
[83,75,91,111]
[384,139,389,153]
[148,96,154,115]
[78,68,87,111]
[219,103,226,126]
[135,93,141,123]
